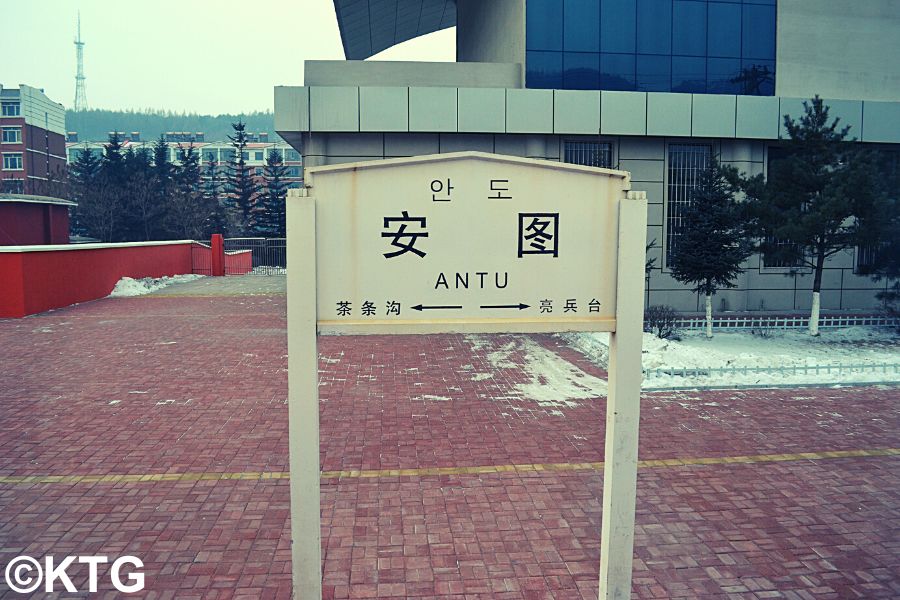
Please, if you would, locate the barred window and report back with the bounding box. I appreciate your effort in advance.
[763,146,804,268]
[1,178,24,194]
[762,235,803,268]
[666,143,711,262]
[564,140,612,168]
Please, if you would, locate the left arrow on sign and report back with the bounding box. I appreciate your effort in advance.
[411,304,463,311]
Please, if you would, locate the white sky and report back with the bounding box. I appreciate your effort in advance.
[1,0,455,114]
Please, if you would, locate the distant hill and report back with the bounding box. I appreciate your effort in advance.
[66,109,275,142]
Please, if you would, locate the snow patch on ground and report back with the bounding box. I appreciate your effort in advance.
[412,394,451,402]
[108,275,203,297]
[562,327,899,388]
[466,335,607,408]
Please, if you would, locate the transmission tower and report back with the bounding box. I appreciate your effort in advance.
[74,12,88,111]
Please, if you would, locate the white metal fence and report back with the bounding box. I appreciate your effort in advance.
[644,363,900,379]
[673,314,899,331]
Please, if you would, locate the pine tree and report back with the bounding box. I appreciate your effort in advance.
[68,147,101,237]
[166,144,211,239]
[745,96,887,335]
[225,121,258,232]
[669,160,754,338]
[202,158,229,236]
[123,146,158,241]
[97,132,129,241]
[152,134,174,204]
[251,149,289,237]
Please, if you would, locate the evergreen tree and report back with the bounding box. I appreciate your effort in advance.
[202,158,229,235]
[152,134,174,205]
[68,147,101,236]
[97,132,129,241]
[123,146,159,240]
[225,121,258,232]
[857,152,900,324]
[745,96,887,335]
[669,160,754,338]
[167,144,212,239]
[251,149,289,237]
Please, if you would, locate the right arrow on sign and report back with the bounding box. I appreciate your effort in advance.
[479,303,530,310]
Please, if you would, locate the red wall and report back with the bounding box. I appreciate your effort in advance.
[0,203,70,245]
[0,242,193,318]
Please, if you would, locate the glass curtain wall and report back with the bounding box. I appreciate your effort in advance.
[526,0,776,94]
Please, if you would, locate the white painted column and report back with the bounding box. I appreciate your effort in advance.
[598,190,648,600]
[286,190,322,599]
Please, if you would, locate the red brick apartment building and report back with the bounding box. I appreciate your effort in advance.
[1,84,67,197]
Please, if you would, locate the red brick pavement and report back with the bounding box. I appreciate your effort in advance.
[0,292,898,599]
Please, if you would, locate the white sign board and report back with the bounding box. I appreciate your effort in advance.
[286,152,648,600]
[307,153,627,334]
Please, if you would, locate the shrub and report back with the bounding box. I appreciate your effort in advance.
[644,305,680,340]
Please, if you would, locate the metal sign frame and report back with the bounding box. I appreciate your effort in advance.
[286,153,647,600]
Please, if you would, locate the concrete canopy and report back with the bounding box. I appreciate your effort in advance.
[333,0,456,60]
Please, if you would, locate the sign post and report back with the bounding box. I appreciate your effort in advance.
[599,193,648,600]
[286,152,647,599]
[286,196,322,599]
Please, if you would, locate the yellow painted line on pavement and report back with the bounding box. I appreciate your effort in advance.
[0,448,896,486]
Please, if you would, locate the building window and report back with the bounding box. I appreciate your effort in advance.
[525,0,776,95]
[2,126,22,144]
[254,151,264,161]
[254,167,264,176]
[2,153,24,170]
[762,235,803,269]
[666,143,711,262]
[286,166,302,178]
[1,102,21,117]
[284,149,301,162]
[1,178,24,193]
[563,140,612,168]
[855,244,882,273]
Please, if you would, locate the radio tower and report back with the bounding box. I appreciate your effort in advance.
[74,12,88,111]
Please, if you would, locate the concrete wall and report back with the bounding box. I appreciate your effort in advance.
[303,61,522,89]
[777,0,900,102]
[277,85,900,144]
[457,0,525,68]
[0,241,195,318]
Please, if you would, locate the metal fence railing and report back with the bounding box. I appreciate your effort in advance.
[223,237,286,275]
[673,314,900,331]
[644,363,900,379]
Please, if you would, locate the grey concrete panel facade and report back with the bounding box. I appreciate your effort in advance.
[506,89,553,134]
[776,0,900,102]
[553,90,601,135]
[409,87,458,132]
[304,60,523,89]
[647,93,692,137]
[600,92,647,136]
[456,0,525,67]
[692,95,737,139]
[360,87,408,132]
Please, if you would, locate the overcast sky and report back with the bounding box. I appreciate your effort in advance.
[1,0,455,115]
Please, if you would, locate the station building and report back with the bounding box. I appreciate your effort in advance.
[275,0,900,312]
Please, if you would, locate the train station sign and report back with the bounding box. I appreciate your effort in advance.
[286,152,648,600]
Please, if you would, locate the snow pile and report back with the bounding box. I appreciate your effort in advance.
[108,274,203,297]
[562,327,900,388]
[466,335,607,408]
